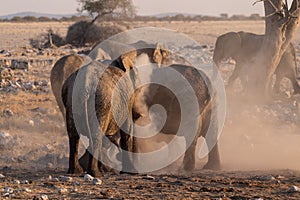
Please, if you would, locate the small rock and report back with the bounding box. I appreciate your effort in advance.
[73,181,80,186]
[29,120,34,126]
[3,193,10,197]
[2,109,13,117]
[4,187,14,194]
[58,176,73,182]
[84,174,94,182]
[47,162,54,169]
[40,194,49,200]
[13,179,20,184]
[11,60,30,70]
[58,188,68,195]
[92,178,102,185]
[290,185,300,192]
[275,175,285,180]
[23,188,31,193]
[52,177,59,182]
[21,180,29,184]
[143,175,155,180]
[0,174,5,179]
[70,188,78,192]
[40,80,48,87]
[23,82,33,90]
[259,175,276,181]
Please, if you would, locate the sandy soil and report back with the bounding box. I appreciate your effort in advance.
[0,21,300,199]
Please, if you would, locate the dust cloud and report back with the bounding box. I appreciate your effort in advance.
[218,91,300,171]
[131,76,300,172]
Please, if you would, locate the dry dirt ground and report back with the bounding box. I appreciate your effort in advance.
[0,21,300,199]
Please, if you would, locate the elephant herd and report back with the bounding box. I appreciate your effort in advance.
[50,31,300,177]
[50,40,221,177]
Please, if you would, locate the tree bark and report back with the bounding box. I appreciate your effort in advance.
[242,0,300,99]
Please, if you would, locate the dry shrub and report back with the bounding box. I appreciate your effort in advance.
[66,20,125,46]
[30,29,65,49]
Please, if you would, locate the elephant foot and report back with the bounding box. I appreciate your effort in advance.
[183,163,195,172]
[99,163,118,174]
[120,171,138,175]
[79,151,90,172]
[88,168,102,178]
[202,161,221,171]
[68,165,84,174]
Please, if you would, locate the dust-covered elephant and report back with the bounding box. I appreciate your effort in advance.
[62,61,137,176]
[61,42,171,176]
[213,31,300,93]
[136,64,221,171]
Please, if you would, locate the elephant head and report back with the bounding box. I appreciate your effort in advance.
[213,32,242,69]
[153,43,171,67]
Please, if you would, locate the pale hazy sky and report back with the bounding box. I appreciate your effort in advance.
[0,0,264,16]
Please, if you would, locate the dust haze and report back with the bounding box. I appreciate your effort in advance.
[131,61,300,172]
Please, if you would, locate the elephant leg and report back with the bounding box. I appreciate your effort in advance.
[120,129,137,174]
[68,135,84,174]
[227,64,242,87]
[202,142,221,170]
[290,73,300,94]
[182,136,198,171]
[98,135,119,174]
[202,108,221,170]
[66,111,83,174]
[79,147,92,172]
[87,139,102,177]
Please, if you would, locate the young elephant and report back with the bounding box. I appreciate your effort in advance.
[62,60,137,176]
[137,64,220,171]
[213,31,300,93]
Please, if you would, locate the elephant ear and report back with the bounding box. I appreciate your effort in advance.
[153,43,171,67]
[121,50,137,73]
[153,43,163,66]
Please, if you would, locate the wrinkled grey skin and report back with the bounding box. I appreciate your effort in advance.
[50,50,111,119]
[51,52,111,173]
[140,64,220,171]
[62,61,136,176]
[61,41,171,176]
[213,31,300,93]
[50,54,84,119]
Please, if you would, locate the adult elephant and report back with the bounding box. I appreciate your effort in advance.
[213,31,300,94]
[61,42,171,176]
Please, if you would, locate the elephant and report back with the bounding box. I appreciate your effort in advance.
[62,61,137,176]
[50,54,84,119]
[50,49,111,119]
[135,64,221,171]
[213,31,300,94]
[61,41,171,176]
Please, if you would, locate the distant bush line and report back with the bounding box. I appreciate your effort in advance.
[0,13,263,23]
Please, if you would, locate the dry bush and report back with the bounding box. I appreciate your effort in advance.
[65,20,125,46]
[30,29,65,49]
